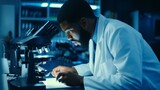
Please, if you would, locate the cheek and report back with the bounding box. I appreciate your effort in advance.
[72,33,80,41]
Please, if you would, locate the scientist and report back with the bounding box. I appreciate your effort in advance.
[52,0,160,89]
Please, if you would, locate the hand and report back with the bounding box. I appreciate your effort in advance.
[57,72,84,86]
[51,65,78,77]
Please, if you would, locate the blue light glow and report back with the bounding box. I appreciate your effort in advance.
[21,2,99,10]
[41,3,48,7]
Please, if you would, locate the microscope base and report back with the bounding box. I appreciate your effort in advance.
[9,78,46,90]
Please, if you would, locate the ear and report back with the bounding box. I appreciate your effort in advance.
[79,17,87,29]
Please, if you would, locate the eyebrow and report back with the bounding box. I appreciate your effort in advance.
[65,28,74,33]
[64,27,71,31]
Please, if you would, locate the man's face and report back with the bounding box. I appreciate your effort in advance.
[60,21,91,48]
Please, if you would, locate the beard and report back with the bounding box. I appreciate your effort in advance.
[78,25,91,48]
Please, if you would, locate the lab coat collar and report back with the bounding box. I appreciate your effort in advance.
[96,14,108,44]
[92,18,98,44]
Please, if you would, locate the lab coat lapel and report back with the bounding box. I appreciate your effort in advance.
[89,15,109,74]
[89,39,95,73]
[94,15,108,74]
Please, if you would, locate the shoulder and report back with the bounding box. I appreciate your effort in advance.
[104,18,135,35]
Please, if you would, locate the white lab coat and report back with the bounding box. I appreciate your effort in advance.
[74,15,160,90]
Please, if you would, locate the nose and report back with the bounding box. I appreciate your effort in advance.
[67,34,73,41]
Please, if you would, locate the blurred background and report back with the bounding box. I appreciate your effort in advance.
[0,0,160,77]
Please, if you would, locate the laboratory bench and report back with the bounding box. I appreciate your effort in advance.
[8,77,84,90]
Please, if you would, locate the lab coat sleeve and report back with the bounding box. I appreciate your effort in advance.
[83,27,143,90]
[73,63,92,76]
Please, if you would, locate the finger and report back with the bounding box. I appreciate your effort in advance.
[56,72,65,81]
[58,77,64,83]
[51,67,60,77]
[51,70,56,77]
[51,71,57,78]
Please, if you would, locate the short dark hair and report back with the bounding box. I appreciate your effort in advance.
[57,0,96,23]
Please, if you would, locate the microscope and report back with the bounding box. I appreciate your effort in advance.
[9,21,59,90]
[0,41,9,90]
